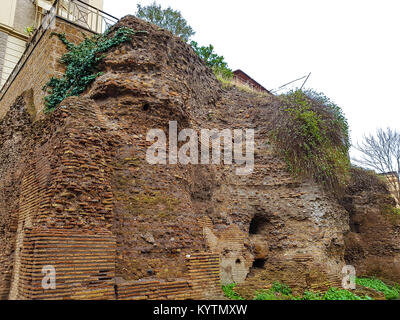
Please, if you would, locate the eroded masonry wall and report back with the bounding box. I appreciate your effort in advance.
[1,15,387,300]
[83,15,350,297]
[0,96,222,299]
[0,15,226,299]
[0,95,30,299]
[343,176,400,283]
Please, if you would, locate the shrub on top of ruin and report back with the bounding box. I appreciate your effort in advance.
[190,41,233,79]
[346,167,400,220]
[43,27,147,111]
[346,166,389,195]
[136,2,233,82]
[269,89,351,193]
[392,208,400,215]
[136,1,195,42]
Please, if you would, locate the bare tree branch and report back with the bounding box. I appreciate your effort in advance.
[352,127,400,205]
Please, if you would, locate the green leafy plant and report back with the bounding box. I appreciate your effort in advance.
[190,41,233,79]
[43,27,146,111]
[136,1,195,42]
[224,279,399,301]
[356,277,400,300]
[254,282,295,300]
[253,287,372,301]
[136,2,232,80]
[391,208,400,215]
[272,281,292,296]
[221,283,245,300]
[24,26,35,36]
[270,89,350,193]
[301,291,323,300]
[322,287,370,300]
[253,288,280,300]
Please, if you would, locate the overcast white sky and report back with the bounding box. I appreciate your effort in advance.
[103,0,400,160]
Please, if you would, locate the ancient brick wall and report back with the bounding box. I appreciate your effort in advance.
[116,253,221,300]
[6,97,120,299]
[0,94,34,299]
[16,230,116,299]
[0,95,224,300]
[343,171,400,283]
[0,15,372,300]
[0,17,93,120]
[84,16,349,297]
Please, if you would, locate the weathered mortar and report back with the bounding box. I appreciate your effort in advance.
[342,170,400,283]
[1,15,396,300]
[0,15,350,299]
[0,95,222,299]
[84,15,350,293]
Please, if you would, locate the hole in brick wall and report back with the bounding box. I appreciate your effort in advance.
[99,270,109,273]
[147,269,155,276]
[114,284,119,300]
[235,258,241,264]
[97,269,112,281]
[249,214,269,235]
[350,222,361,233]
[252,258,266,269]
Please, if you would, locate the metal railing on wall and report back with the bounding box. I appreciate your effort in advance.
[0,0,118,101]
[55,0,118,34]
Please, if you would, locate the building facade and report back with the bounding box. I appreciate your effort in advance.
[0,0,103,89]
[233,69,270,93]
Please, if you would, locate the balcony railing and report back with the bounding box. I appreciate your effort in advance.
[55,0,118,34]
[0,0,118,101]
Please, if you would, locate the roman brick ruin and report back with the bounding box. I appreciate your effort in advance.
[0,15,399,300]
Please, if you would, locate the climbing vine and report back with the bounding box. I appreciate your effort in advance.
[270,89,350,192]
[43,27,147,111]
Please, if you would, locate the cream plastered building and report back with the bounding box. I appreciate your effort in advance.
[0,0,103,88]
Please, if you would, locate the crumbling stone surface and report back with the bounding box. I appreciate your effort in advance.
[0,15,397,299]
[342,174,400,283]
[0,94,31,299]
[85,16,350,289]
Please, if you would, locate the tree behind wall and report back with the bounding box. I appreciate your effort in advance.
[353,127,400,205]
[190,41,233,79]
[136,1,195,42]
[136,2,232,80]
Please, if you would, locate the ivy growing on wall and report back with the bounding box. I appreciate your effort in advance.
[270,89,350,192]
[43,27,147,111]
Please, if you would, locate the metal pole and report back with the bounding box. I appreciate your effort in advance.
[300,72,311,91]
